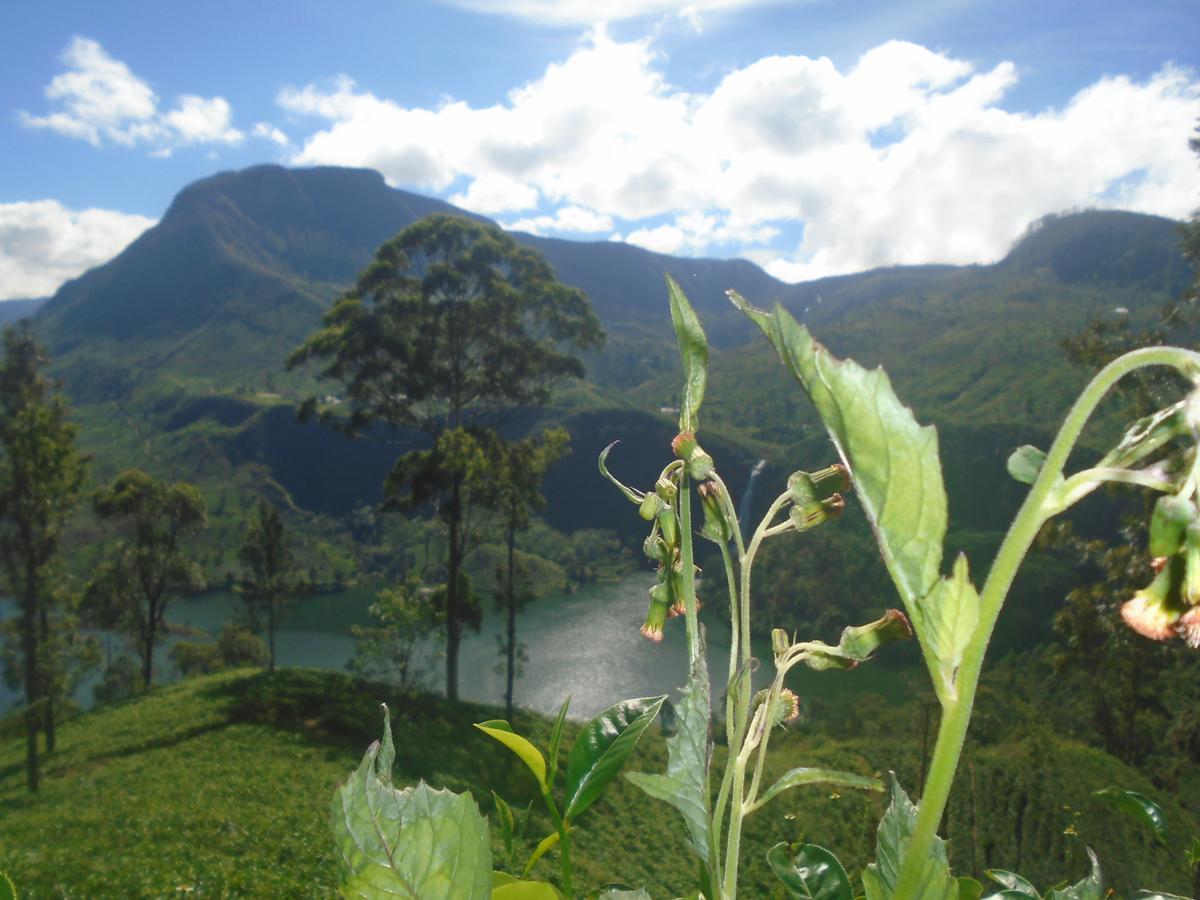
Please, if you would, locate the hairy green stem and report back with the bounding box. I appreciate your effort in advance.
[894,346,1200,897]
[678,471,701,663]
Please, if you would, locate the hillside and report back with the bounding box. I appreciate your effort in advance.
[0,669,1193,896]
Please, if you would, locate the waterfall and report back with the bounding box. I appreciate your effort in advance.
[737,459,768,540]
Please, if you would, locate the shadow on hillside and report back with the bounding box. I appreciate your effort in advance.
[210,669,536,798]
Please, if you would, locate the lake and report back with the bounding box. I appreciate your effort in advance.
[0,571,907,720]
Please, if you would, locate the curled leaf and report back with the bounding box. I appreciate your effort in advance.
[667,275,708,433]
[476,720,548,789]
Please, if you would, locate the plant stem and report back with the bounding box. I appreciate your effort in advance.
[893,346,1200,897]
[542,793,573,897]
[678,470,700,663]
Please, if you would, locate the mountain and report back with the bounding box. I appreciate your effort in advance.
[24,164,1194,592]
[0,297,47,326]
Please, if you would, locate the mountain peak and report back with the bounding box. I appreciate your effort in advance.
[1000,208,1191,290]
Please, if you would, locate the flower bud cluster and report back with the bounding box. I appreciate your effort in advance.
[785,464,850,533]
[1122,491,1200,648]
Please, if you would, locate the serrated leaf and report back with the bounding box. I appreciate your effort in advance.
[985,869,1040,896]
[626,652,712,862]
[730,293,946,614]
[547,696,571,788]
[522,831,562,879]
[1093,788,1168,844]
[1007,446,1048,485]
[333,711,491,899]
[913,554,980,702]
[476,720,548,788]
[1045,848,1102,900]
[767,842,853,899]
[863,774,957,900]
[756,767,882,810]
[564,695,666,821]
[493,878,567,899]
[667,275,708,433]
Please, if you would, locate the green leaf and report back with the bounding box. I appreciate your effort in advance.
[493,878,567,899]
[547,696,571,789]
[564,695,667,821]
[1093,788,1168,844]
[1133,893,1193,899]
[766,842,853,899]
[0,871,15,900]
[476,720,548,788]
[957,877,984,900]
[590,887,653,899]
[667,275,708,433]
[863,774,957,900]
[730,293,946,614]
[1044,848,1102,900]
[985,869,1040,896]
[755,767,882,810]
[493,791,516,860]
[1007,446,1048,485]
[913,554,980,702]
[626,652,712,862]
[333,709,491,899]
[522,831,562,879]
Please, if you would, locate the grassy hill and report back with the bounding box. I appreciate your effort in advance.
[1,669,1194,897]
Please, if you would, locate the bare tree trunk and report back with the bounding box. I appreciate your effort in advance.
[505,523,516,722]
[22,565,40,792]
[268,597,276,674]
[39,602,54,753]
[445,474,462,701]
[142,602,157,689]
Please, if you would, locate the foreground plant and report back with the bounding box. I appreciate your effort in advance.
[332,278,1200,898]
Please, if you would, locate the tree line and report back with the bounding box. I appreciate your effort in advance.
[0,214,603,792]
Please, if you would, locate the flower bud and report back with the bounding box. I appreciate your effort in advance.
[655,472,679,504]
[671,431,715,481]
[753,688,801,728]
[698,481,733,543]
[789,493,845,532]
[1176,606,1200,649]
[642,580,671,642]
[638,492,664,521]
[837,608,913,660]
[789,465,850,504]
[771,628,791,658]
[1149,494,1195,558]
[1120,556,1187,642]
[657,506,679,548]
[1185,520,1200,605]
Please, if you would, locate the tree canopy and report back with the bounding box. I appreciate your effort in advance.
[289,214,603,699]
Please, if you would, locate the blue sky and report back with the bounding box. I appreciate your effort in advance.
[1,0,1197,300]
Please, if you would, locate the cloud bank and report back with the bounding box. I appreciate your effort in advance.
[0,201,155,301]
[281,30,1200,282]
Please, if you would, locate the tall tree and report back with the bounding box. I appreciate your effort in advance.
[0,322,88,791]
[480,428,569,721]
[91,469,207,689]
[289,214,602,699]
[236,499,302,673]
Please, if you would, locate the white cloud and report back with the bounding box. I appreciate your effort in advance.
[163,95,242,145]
[0,201,155,301]
[507,205,614,234]
[282,32,1200,283]
[432,0,784,25]
[450,174,540,214]
[20,36,243,151]
[253,122,289,146]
